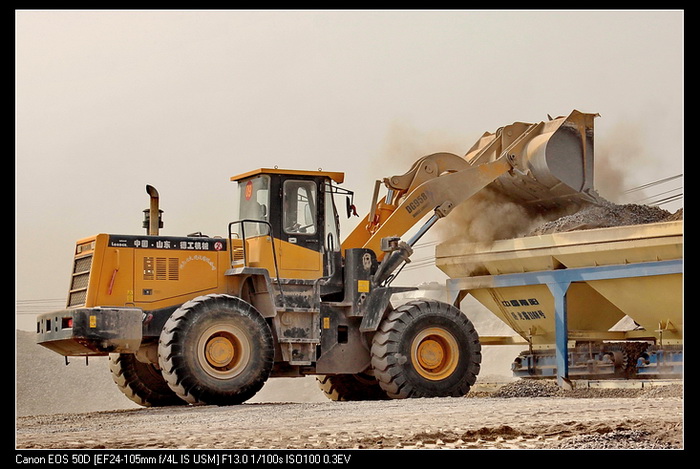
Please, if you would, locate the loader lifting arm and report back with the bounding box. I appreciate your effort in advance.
[347,154,513,270]
[342,110,598,285]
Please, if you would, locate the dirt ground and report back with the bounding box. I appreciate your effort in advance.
[15,380,683,451]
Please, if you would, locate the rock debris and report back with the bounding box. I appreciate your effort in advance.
[527,198,681,236]
[488,378,683,399]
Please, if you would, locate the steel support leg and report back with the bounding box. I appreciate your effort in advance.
[445,260,682,388]
[547,281,572,390]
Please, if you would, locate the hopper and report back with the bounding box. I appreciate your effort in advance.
[438,221,682,343]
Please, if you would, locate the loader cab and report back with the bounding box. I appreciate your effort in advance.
[230,168,345,280]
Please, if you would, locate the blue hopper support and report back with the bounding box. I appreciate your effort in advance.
[447,259,683,388]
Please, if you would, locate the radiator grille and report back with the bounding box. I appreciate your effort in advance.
[67,254,92,307]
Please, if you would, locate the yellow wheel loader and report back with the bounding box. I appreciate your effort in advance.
[37,111,598,405]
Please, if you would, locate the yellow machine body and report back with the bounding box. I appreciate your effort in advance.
[66,234,232,313]
[58,167,347,317]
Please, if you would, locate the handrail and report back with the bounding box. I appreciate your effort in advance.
[228,219,284,301]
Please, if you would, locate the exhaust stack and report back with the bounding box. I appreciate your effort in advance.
[143,184,163,235]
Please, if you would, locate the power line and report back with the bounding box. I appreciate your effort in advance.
[16,298,65,303]
[622,173,683,208]
[634,186,683,206]
[635,186,682,202]
[624,174,683,194]
[16,298,65,315]
[646,193,683,207]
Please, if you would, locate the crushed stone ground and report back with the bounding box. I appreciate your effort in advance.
[16,379,683,450]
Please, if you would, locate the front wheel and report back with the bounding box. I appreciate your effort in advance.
[158,294,274,405]
[370,300,481,399]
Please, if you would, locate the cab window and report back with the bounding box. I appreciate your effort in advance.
[283,180,317,235]
[237,175,270,236]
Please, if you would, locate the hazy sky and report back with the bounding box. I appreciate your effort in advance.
[15,10,683,330]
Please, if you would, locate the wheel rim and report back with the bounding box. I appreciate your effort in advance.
[197,324,250,379]
[411,327,459,380]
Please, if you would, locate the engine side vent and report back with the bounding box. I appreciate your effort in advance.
[168,258,179,281]
[144,257,179,281]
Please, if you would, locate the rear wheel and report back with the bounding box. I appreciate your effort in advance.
[371,300,481,399]
[158,294,274,405]
[109,353,185,407]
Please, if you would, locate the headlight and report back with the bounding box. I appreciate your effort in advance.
[76,240,95,255]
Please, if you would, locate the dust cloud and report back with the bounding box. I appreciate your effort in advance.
[434,187,563,245]
[368,119,470,187]
[594,121,655,204]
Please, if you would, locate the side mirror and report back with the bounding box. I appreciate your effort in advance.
[346,196,358,218]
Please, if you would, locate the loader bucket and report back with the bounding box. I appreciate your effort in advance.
[465,110,598,209]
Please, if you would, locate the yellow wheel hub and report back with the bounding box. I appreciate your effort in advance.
[205,336,235,368]
[197,326,250,379]
[417,339,445,369]
[411,328,459,380]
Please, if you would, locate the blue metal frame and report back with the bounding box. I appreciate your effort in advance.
[446,259,683,387]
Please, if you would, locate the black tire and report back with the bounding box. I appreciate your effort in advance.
[371,300,481,399]
[316,373,389,401]
[158,294,274,405]
[109,353,186,407]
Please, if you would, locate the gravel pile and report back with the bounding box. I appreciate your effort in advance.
[490,379,683,399]
[527,199,680,236]
[493,379,564,397]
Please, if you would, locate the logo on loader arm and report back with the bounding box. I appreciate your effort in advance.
[405,192,430,218]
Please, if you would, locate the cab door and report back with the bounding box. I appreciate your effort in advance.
[279,178,322,278]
